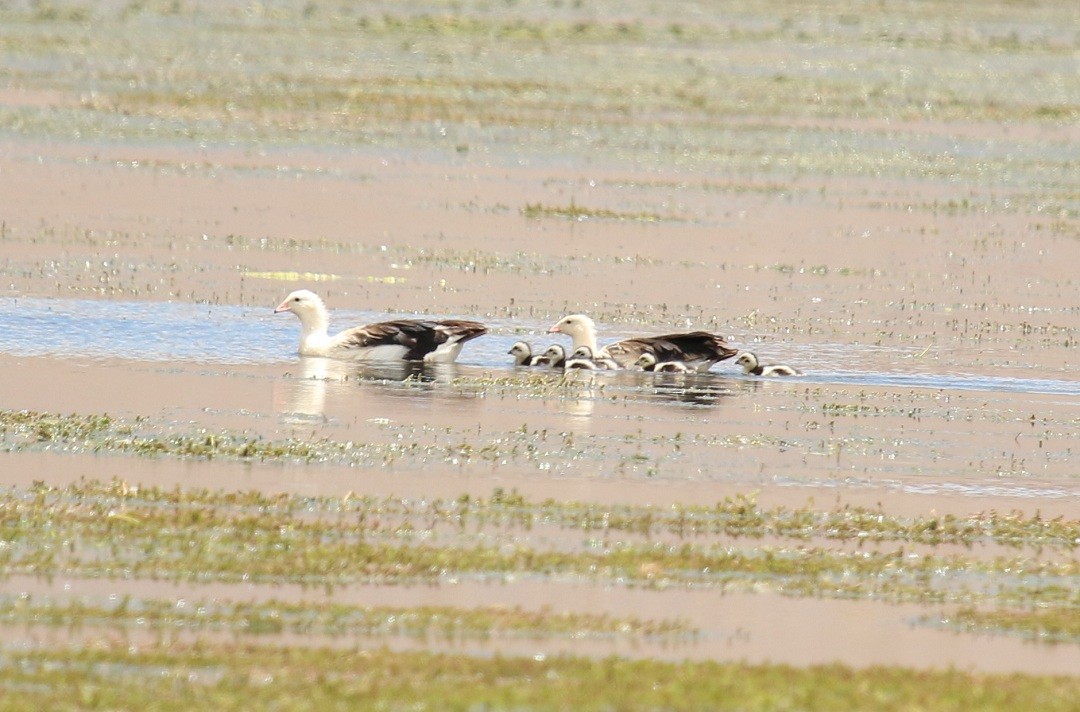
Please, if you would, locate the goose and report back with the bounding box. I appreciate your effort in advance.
[734,351,802,377]
[274,289,487,363]
[634,353,690,373]
[508,341,536,366]
[548,314,737,371]
[564,345,618,370]
[534,344,567,368]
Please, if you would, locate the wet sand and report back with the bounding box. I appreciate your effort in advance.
[0,0,1078,682]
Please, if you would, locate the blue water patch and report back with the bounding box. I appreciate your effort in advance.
[1,296,1078,399]
[0,295,533,367]
[794,370,1080,397]
[0,296,297,364]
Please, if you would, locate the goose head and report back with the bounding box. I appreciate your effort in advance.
[508,341,533,366]
[634,353,658,370]
[274,289,330,331]
[734,352,760,373]
[540,344,566,366]
[548,314,598,351]
[565,345,599,369]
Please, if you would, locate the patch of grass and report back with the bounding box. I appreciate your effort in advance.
[0,595,694,641]
[821,402,879,417]
[522,200,666,223]
[1,644,1076,711]
[0,479,1076,609]
[1,0,1077,187]
[3,408,1079,557]
[934,606,1080,644]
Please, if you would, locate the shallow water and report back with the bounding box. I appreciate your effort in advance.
[0,0,1078,683]
[5,295,1078,398]
[3,574,1077,676]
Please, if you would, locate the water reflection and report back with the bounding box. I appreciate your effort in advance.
[273,357,344,422]
[3,297,1076,399]
[272,357,454,422]
[272,357,746,425]
[650,374,741,407]
[553,369,598,421]
[610,369,743,408]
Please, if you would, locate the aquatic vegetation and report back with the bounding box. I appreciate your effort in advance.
[2,644,1076,712]
[242,270,342,282]
[522,200,667,223]
[3,409,1078,555]
[0,0,1075,192]
[0,479,1076,611]
[394,246,568,276]
[1,0,1078,703]
[931,606,1080,645]
[0,595,693,642]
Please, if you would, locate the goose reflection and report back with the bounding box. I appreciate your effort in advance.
[555,368,599,421]
[273,357,468,422]
[615,369,741,407]
[553,368,738,424]
[273,357,349,422]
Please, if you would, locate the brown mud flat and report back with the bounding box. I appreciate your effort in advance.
[0,0,1078,689]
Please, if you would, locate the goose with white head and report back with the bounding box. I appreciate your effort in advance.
[548,314,737,372]
[275,289,487,363]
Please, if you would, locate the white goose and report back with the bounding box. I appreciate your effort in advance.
[634,353,690,373]
[734,351,802,377]
[548,314,737,371]
[275,289,487,363]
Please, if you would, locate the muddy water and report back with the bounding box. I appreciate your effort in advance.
[4,574,1077,676]
[1,0,1079,678]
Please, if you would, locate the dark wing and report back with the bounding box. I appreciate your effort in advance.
[338,319,487,360]
[649,332,738,362]
[606,331,737,367]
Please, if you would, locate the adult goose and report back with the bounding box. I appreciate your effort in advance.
[275,289,487,363]
[634,353,690,373]
[734,352,803,377]
[548,314,737,372]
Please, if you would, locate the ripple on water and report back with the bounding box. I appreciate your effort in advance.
[1,296,1078,399]
[0,296,297,364]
